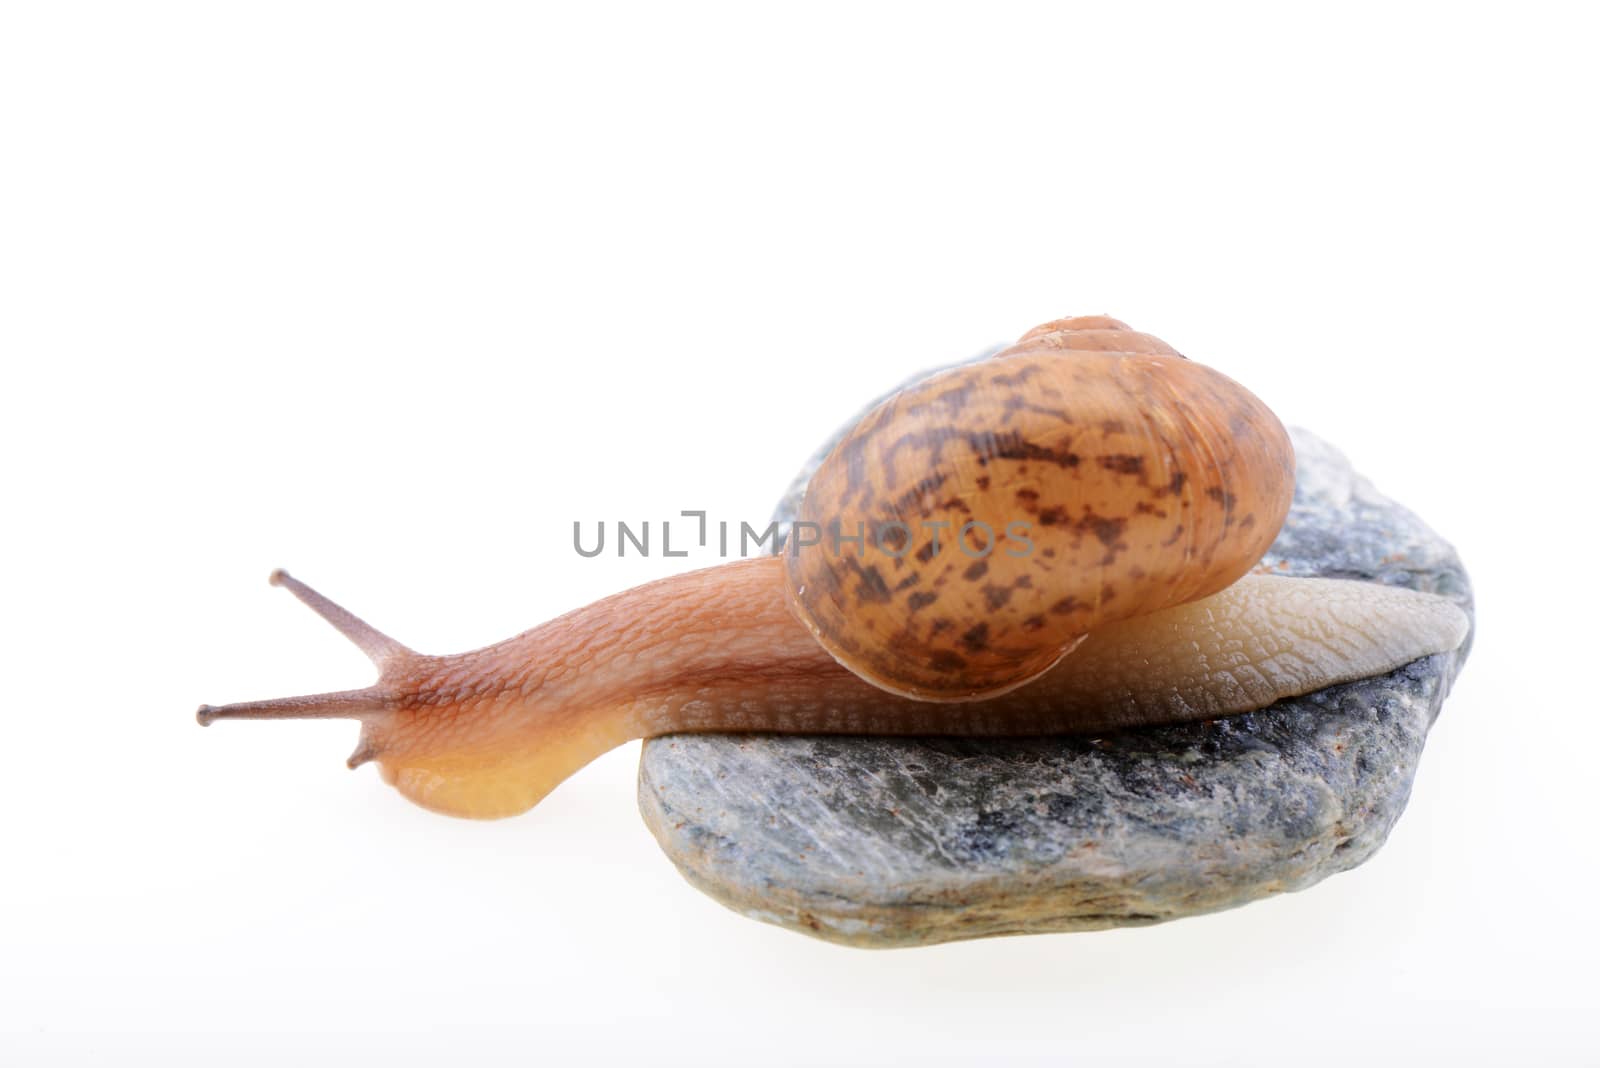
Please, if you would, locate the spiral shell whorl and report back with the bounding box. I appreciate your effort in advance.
[783,317,1295,702]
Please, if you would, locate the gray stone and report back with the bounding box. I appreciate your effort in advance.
[638,362,1473,949]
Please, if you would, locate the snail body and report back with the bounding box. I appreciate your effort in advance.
[198,317,1469,820]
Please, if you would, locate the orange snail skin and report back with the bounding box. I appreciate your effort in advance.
[197,317,1470,820]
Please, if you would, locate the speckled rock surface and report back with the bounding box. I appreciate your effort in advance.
[638,362,1473,949]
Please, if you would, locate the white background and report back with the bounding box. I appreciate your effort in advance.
[2,3,1595,1065]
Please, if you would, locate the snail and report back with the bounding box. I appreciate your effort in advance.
[197,316,1469,820]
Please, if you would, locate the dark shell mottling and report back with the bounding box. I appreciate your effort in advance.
[785,326,1293,701]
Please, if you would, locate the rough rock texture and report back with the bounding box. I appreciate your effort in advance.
[638,364,1473,949]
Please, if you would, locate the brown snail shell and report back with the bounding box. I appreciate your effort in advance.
[784,316,1296,701]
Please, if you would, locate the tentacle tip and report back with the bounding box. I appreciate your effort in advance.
[196,704,217,726]
[268,568,289,587]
